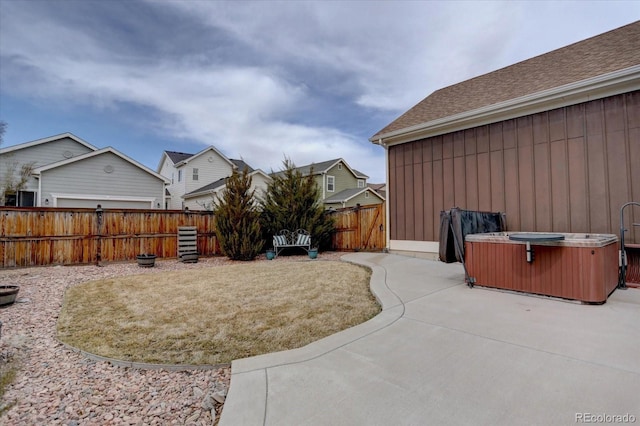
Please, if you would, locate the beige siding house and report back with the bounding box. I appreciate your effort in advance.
[1,133,168,208]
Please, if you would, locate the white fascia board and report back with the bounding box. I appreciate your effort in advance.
[372,66,640,147]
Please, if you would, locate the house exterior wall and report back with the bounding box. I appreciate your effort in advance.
[180,152,234,195]
[40,152,165,208]
[160,150,234,209]
[325,192,382,209]
[345,192,381,208]
[183,172,271,211]
[159,156,180,209]
[325,162,361,195]
[0,137,94,193]
[388,90,640,246]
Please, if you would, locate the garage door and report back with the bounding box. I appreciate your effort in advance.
[56,198,152,209]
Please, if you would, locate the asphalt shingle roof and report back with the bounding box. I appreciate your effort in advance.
[372,21,640,139]
[165,151,194,163]
[230,159,254,173]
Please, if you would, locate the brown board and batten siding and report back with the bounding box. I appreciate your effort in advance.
[388,90,640,245]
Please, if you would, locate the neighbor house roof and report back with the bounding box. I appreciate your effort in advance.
[371,20,640,143]
[230,159,254,173]
[184,169,271,199]
[0,132,98,155]
[274,158,368,179]
[33,147,170,183]
[324,187,385,204]
[164,151,193,164]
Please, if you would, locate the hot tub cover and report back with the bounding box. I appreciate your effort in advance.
[439,208,507,263]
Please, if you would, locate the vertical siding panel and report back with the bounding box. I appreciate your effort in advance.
[567,137,589,232]
[626,92,640,244]
[404,161,415,240]
[389,147,399,240]
[422,140,434,241]
[453,131,465,157]
[413,143,424,241]
[452,132,465,208]
[433,159,444,240]
[585,100,609,234]
[517,118,535,231]
[504,149,520,231]
[604,96,629,236]
[477,153,491,211]
[423,161,434,241]
[413,164,424,241]
[606,130,629,233]
[465,129,478,210]
[549,109,566,142]
[550,140,569,231]
[629,127,640,243]
[534,143,552,231]
[465,155,479,210]
[477,126,489,153]
[454,157,466,208]
[443,158,455,210]
[490,151,505,213]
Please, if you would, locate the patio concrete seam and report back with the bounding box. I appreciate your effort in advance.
[401,315,640,375]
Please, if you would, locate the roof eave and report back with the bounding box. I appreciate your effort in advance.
[371,65,640,147]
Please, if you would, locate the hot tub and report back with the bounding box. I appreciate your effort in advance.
[464,232,619,303]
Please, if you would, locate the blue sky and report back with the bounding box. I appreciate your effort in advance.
[1,1,638,183]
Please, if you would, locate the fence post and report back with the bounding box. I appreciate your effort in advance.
[95,205,103,266]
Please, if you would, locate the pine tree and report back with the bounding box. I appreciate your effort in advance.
[214,168,264,260]
[261,159,334,251]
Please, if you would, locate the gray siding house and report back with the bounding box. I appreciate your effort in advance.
[1,133,168,209]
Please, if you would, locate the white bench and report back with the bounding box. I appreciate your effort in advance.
[273,229,311,257]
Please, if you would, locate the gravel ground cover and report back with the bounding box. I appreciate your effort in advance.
[0,252,344,425]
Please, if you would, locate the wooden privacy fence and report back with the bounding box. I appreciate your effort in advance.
[1,204,386,268]
[0,207,219,268]
[329,203,385,251]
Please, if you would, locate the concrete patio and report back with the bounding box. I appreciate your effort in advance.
[220,252,640,425]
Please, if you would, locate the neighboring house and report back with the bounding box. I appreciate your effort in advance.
[0,133,168,209]
[371,21,640,257]
[157,148,270,210]
[368,183,387,199]
[275,158,383,209]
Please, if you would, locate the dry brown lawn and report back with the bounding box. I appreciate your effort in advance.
[57,261,380,365]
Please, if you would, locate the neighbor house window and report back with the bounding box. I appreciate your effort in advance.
[19,191,35,207]
[338,163,342,170]
[365,191,370,198]
[357,179,365,188]
[178,170,182,182]
[193,168,199,181]
[327,175,335,192]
